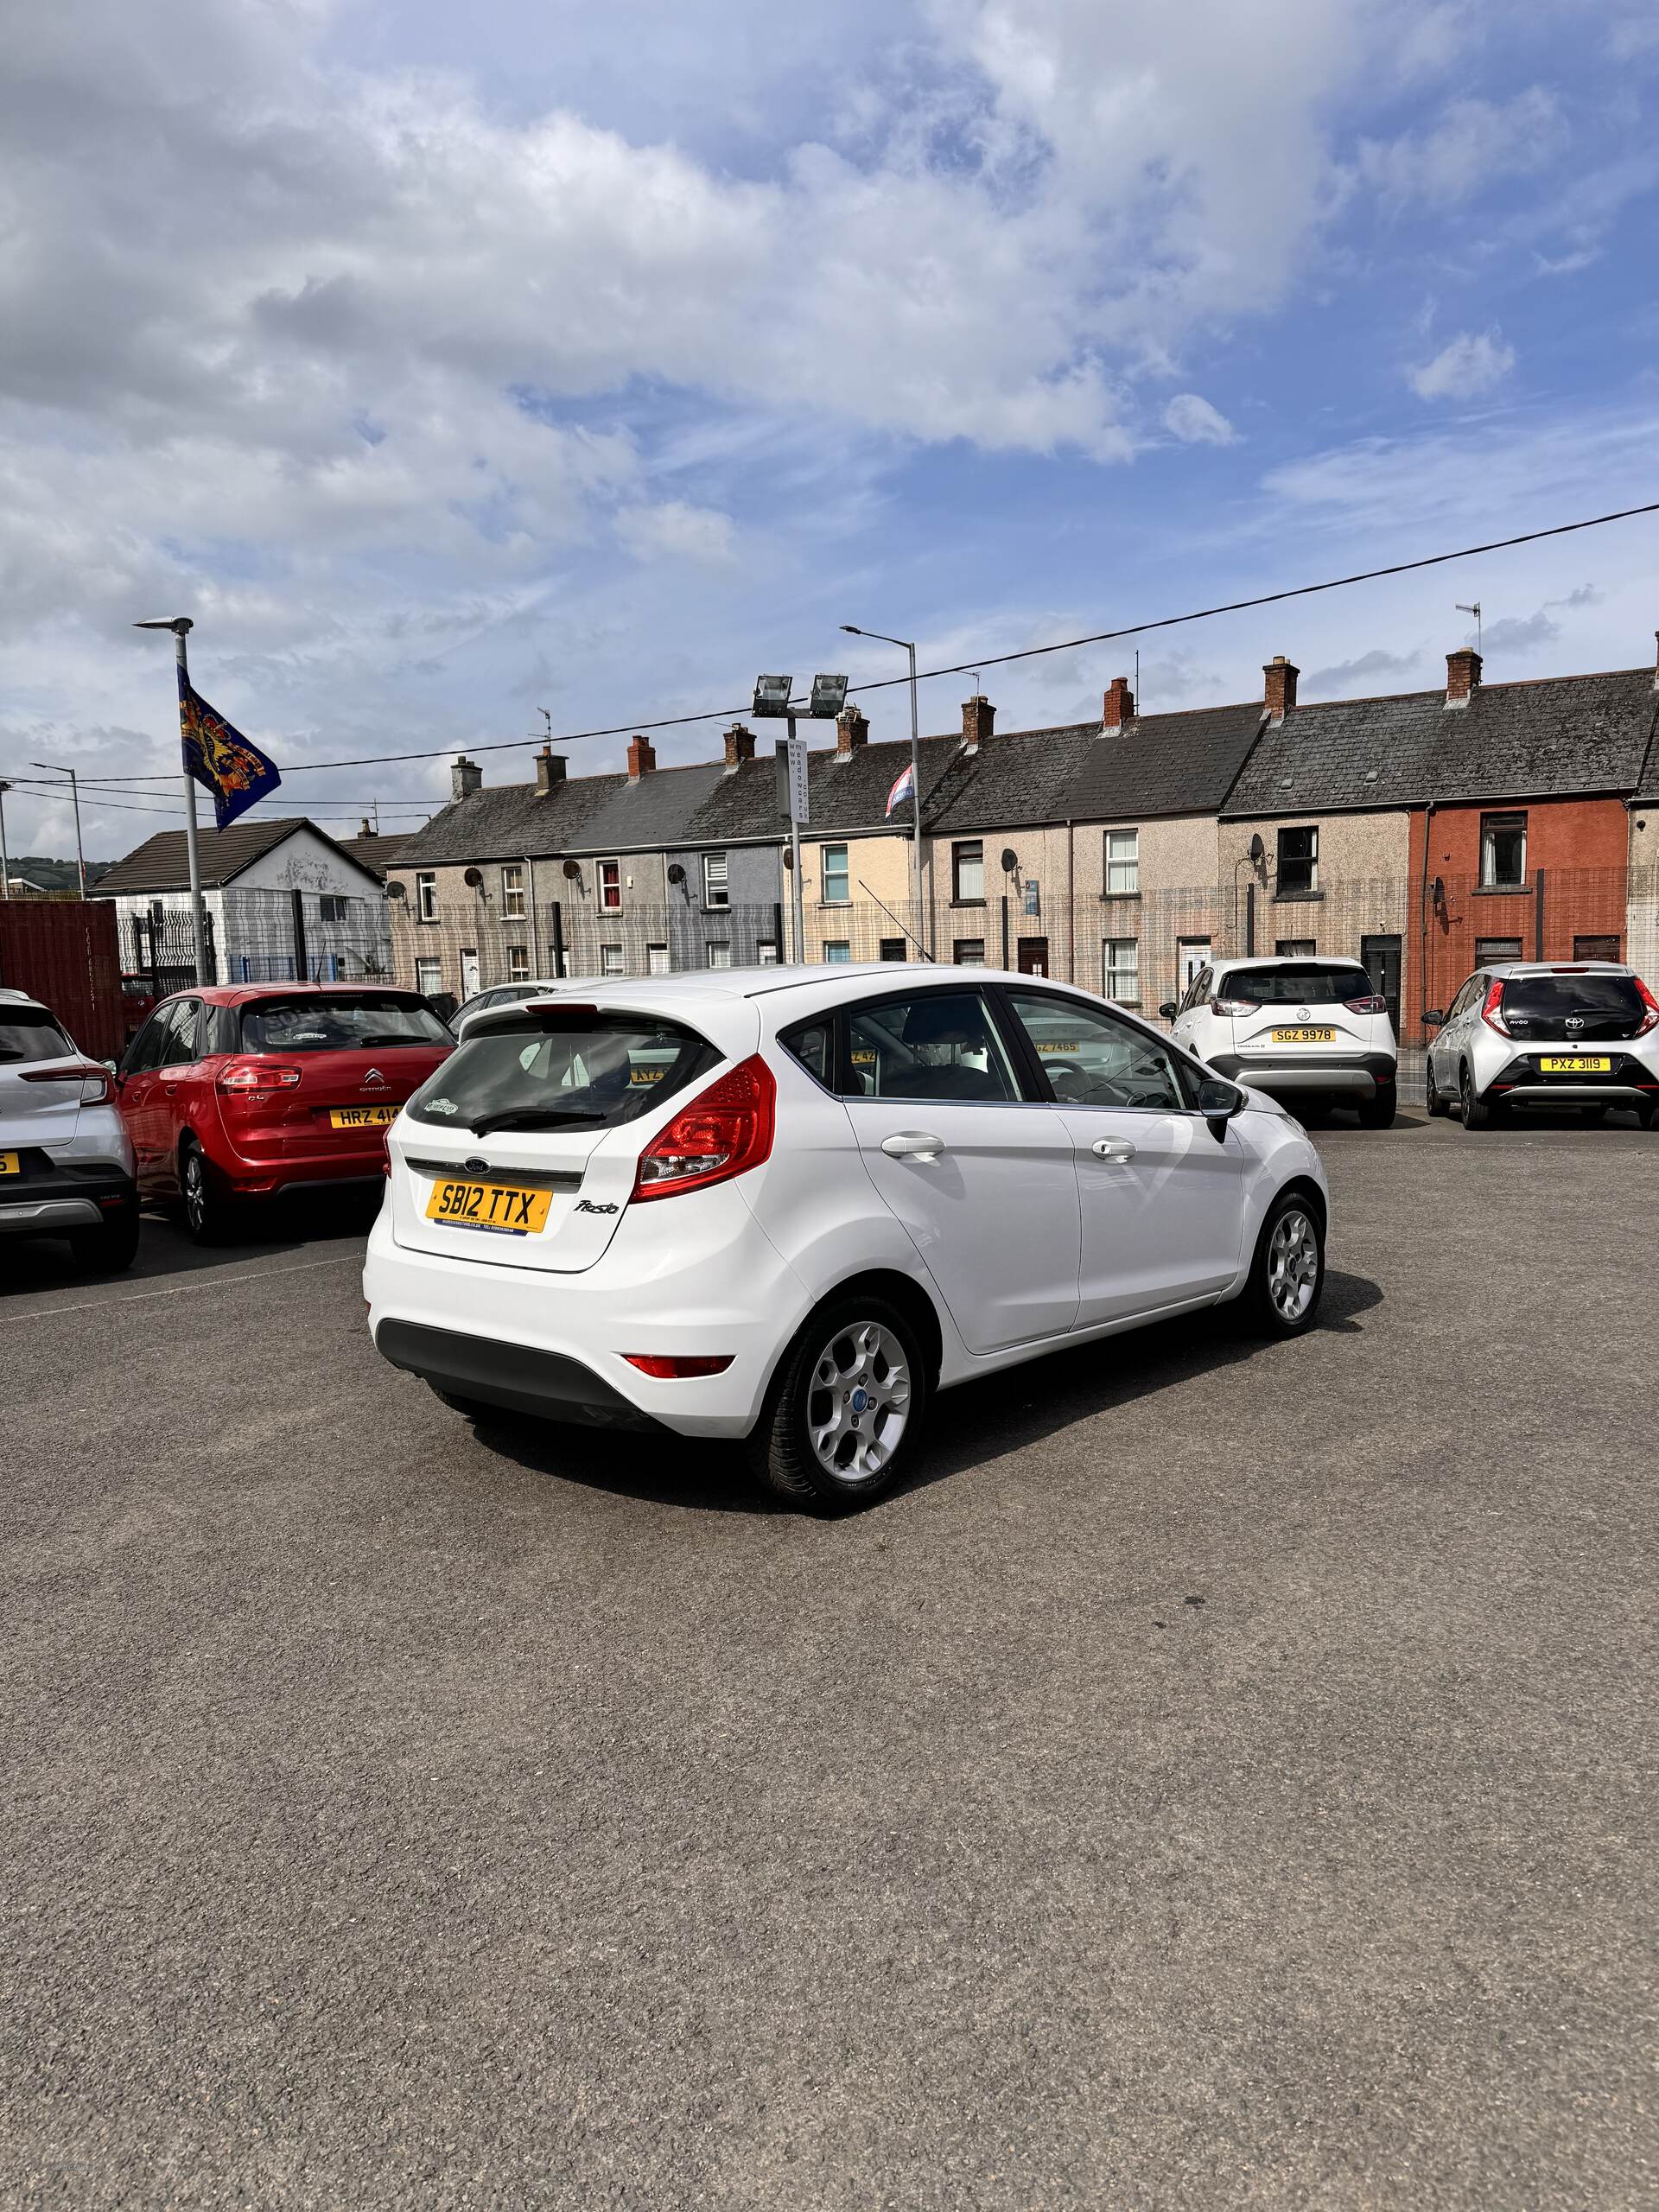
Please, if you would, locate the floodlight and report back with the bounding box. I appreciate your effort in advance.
[809,673,849,718]
[752,675,793,718]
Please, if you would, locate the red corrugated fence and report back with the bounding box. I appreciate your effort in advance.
[0,901,125,1061]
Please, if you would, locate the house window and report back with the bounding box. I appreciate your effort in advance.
[1276,938,1316,957]
[1277,826,1318,895]
[1574,934,1621,962]
[702,852,728,909]
[823,940,852,963]
[822,844,850,904]
[601,944,625,974]
[1103,937,1140,1003]
[707,942,733,969]
[756,942,779,965]
[1480,811,1527,888]
[500,864,525,918]
[951,841,985,904]
[1104,828,1140,896]
[1474,937,1522,965]
[507,944,531,982]
[416,872,438,923]
[953,938,987,967]
[647,944,670,974]
[878,938,907,963]
[598,860,622,912]
[416,957,442,997]
[320,894,349,923]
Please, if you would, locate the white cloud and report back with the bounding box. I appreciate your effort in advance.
[1407,328,1516,401]
[1163,393,1238,446]
[1609,18,1659,60]
[1355,89,1563,209]
[614,501,737,566]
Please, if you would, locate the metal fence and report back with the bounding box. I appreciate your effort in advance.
[118,888,393,998]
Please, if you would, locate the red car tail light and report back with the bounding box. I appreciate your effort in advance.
[218,1062,302,1092]
[1479,980,1511,1036]
[622,1354,735,1378]
[1344,994,1389,1014]
[22,1064,113,1104]
[632,1054,776,1202]
[1636,977,1659,1036]
[1210,996,1260,1017]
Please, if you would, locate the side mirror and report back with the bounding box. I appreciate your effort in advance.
[1421,1008,1445,1029]
[1196,1076,1244,1141]
[1158,1001,1179,1020]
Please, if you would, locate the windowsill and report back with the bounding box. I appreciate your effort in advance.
[817,899,852,908]
[701,906,730,916]
[950,898,987,909]
[1099,888,1141,901]
[1472,881,1529,895]
[1273,888,1324,903]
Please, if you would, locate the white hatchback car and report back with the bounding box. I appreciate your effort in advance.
[1163,956,1398,1127]
[365,967,1330,1510]
[0,988,140,1268]
[1424,960,1659,1128]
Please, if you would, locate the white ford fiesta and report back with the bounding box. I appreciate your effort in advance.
[365,966,1331,1510]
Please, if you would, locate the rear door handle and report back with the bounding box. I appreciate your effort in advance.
[1090,1136,1136,1162]
[881,1130,946,1162]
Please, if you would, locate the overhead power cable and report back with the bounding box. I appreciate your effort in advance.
[76,495,1659,783]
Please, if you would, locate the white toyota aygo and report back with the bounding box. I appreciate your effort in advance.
[365,966,1330,1511]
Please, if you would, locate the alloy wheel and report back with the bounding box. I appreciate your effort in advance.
[805,1320,912,1483]
[184,1151,207,1236]
[1266,1207,1319,1325]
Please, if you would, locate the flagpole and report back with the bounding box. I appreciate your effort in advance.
[174,622,211,985]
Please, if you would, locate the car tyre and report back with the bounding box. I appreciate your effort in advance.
[747,1293,929,1513]
[1424,1060,1448,1117]
[181,1138,240,1246]
[67,1207,141,1272]
[1242,1191,1325,1338]
[1459,1066,1492,1130]
[1357,1078,1397,1129]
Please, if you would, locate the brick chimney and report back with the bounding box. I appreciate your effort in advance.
[1650,630,1657,691]
[836,706,868,753]
[1102,676,1135,733]
[962,694,995,747]
[626,734,657,779]
[451,753,482,801]
[1263,656,1299,724]
[536,744,567,795]
[722,722,756,767]
[358,818,375,838]
[1445,647,1483,710]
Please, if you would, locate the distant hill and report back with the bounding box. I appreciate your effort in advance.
[4,855,111,893]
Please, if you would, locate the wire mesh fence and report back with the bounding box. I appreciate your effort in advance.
[116,888,393,997]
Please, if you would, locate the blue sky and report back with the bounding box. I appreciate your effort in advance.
[3,0,1658,857]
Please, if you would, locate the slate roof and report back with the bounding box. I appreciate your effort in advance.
[562,762,728,857]
[335,832,412,878]
[1061,700,1267,822]
[92,818,381,895]
[394,767,626,865]
[1221,692,1444,818]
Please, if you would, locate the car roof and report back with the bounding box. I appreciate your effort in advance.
[510,962,1078,1007]
[1217,954,1369,969]
[163,982,432,1007]
[1485,960,1634,976]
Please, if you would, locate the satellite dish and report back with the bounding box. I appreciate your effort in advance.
[781,847,792,872]
[386,879,406,899]
[666,862,685,887]
[1248,833,1265,865]
[1432,875,1446,907]
[561,859,582,881]
[1000,848,1019,876]
[463,866,484,889]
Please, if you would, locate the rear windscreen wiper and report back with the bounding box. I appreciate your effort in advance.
[467,1109,607,1135]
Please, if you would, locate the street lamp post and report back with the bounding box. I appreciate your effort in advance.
[0,779,10,899]
[29,762,87,898]
[840,625,925,950]
[133,616,209,985]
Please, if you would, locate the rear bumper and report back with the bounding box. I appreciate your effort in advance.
[375,1319,664,1429]
[1485,1052,1659,1108]
[0,1166,137,1238]
[1209,1052,1395,1099]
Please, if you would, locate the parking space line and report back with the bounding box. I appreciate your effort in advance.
[6,1251,360,1323]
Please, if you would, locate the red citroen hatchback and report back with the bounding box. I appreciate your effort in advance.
[115,983,454,1243]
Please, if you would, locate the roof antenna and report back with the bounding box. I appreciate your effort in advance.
[1135,648,1141,715]
[1455,601,1483,654]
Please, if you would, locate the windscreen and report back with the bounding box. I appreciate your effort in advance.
[1500,974,1643,1023]
[407,1011,719,1135]
[0,1007,73,1062]
[239,995,452,1054]
[1222,964,1371,1006]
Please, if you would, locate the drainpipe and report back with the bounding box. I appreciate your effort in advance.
[1417,799,1437,1040]
[524,855,541,976]
[1065,819,1076,982]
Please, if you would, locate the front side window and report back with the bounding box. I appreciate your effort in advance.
[1480,811,1527,888]
[598,860,622,912]
[702,852,728,908]
[1103,937,1139,1003]
[1277,826,1318,895]
[507,944,531,982]
[415,958,443,998]
[952,840,984,904]
[600,944,625,975]
[953,938,986,967]
[842,990,1020,1102]
[1181,966,1212,1013]
[410,1010,717,1132]
[238,994,449,1053]
[416,872,438,923]
[161,998,203,1066]
[1104,828,1140,896]
[1007,991,1188,1113]
[500,865,525,918]
[821,844,850,904]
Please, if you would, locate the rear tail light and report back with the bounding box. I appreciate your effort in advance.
[622,1354,735,1379]
[1636,977,1659,1036]
[1344,994,1388,1014]
[1479,981,1511,1037]
[218,1062,302,1091]
[22,1065,113,1104]
[632,1054,775,1202]
[1210,997,1260,1017]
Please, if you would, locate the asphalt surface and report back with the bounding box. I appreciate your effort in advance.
[3,1111,1656,2209]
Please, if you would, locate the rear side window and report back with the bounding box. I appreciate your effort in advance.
[1222,964,1370,1006]
[1500,974,1643,1021]
[0,1007,71,1063]
[780,1018,835,1089]
[239,995,451,1054]
[408,1011,718,1131]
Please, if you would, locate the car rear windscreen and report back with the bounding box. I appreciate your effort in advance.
[407,1010,719,1133]
[0,1007,73,1062]
[1222,964,1371,1006]
[1499,974,1643,1021]
[239,995,452,1054]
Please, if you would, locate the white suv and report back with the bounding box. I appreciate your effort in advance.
[0,988,140,1268]
[365,966,1329,1510]
[1163,957,1398,1127]
[1424,960,1659,1128]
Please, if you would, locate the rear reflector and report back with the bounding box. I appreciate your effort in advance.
[622,1354,735,1379]
[632,1054,776,1201]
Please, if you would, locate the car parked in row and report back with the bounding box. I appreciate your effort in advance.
[1162,956,1398,1127]
[117,983,454,1242]
[1424,960,1659,1128]
[0,986,139,1269]
[454,979,570,1038]
[365,965,1330,1510]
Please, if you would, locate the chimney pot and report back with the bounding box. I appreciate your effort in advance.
[626,734,657,779]
[1102,676,1136,732]
[536,744,567,795]
[1262,656,1299,723]
[359,817,373,838]
[1445,647,1483,709]
[451,753,482,801]
[962,694,995,747]
[836,706,868,753]
[1652,630,1658,691]
[723,721,756,767]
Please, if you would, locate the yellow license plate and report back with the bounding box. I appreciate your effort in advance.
[1271,1027,1335,1044]
[330,1104,398,1128]
[0,1152,18,1177]
[1540,1055,1611,1073]
[426,1179,552,1236]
